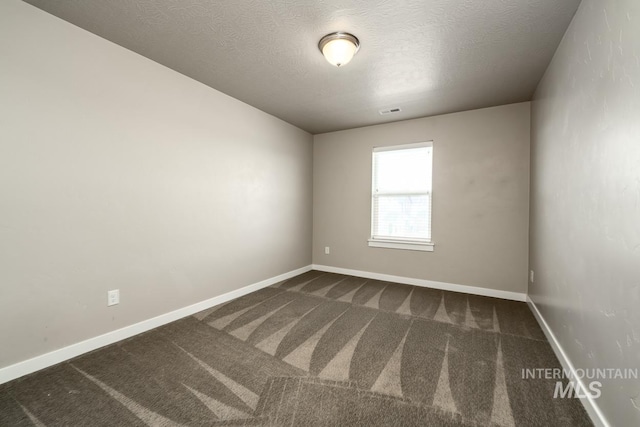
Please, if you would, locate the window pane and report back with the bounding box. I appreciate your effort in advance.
[374,147,431,193]
[373,194,431,240]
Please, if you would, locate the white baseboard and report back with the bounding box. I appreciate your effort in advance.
[526,296,609,427]
[0,264,312,385]
[312,264,526,302]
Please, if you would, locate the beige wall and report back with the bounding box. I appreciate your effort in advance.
[313,103,530,293]
[0,0,312,369]
[529,0,640,425]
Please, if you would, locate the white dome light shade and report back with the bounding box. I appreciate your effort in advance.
[319,32,360,67]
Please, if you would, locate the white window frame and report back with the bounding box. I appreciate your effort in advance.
[368,141,434,252]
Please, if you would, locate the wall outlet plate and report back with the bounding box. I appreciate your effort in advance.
[529,270,534,283]
[324,246,330,255]
[107,289,120,306]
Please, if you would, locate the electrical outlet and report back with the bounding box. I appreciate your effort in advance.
[107,289,120,306]
[324,246,330,255]
[529,270,534,283]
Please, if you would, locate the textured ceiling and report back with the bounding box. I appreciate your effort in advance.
[23,0,581,134]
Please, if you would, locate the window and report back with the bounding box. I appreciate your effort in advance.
[369,141,434,251]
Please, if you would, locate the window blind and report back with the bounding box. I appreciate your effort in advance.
[371,142,432,242]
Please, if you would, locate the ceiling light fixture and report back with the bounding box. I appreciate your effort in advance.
[318,32,360,67]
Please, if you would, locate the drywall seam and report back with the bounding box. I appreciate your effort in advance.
[0,265,312,385]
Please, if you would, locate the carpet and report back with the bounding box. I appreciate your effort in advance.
[0,270,592,426]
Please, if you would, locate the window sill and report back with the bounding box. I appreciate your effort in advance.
[367,239,434,252]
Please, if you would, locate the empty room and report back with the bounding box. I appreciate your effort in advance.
[0,0,638,426]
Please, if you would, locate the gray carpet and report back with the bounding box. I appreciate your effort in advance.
[0,271,592,426]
